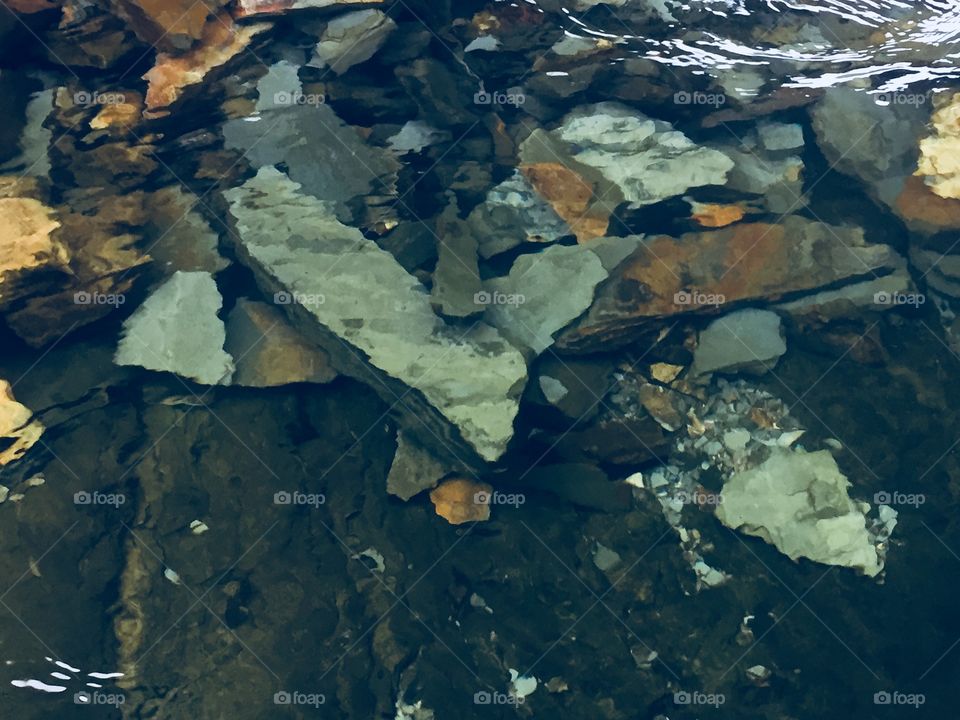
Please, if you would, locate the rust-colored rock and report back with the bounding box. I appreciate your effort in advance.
[556,217,903,351]
[115,0,229,50]
[0,380,44,466]
[690,201,746,228]
[520,162,610,242]
[895,175,960,235]
[89,93,144,131]
[8,0,58,12]
[142,13,270,119]
[429,478,492,525]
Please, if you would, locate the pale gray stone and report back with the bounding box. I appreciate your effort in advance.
[224,167,527,463]
[309,9,396,74]
[691,309,786,377]
[115,271,234,386]
[716,448,881,576]
[553,102,734,208]
[387,121,448,154]
[387,431,453,501]
[483,243,610,356]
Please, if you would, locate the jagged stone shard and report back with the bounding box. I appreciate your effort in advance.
[224,167,527,463]
[115,271,234,386]
[225,298,336,387]
[716,448,881,577]
[309,9,396,74]
[691,309,786,377]
[0,380,44,466]
[0,196,65,307]
[387,431,453,501]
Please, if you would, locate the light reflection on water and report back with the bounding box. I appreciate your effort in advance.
[538,0,960,92]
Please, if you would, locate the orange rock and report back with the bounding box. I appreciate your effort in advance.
[429,478,492,525]
[7,0,58,12]
[117,0,229,49]
[520,162,609,242]
[0,196,66,306]
[90,93,144,131]
[142,14,270,119]
[689,201,746,228]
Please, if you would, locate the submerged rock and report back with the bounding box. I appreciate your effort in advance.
[224,167,527,463]
[0,195,65,308]
[224,299,337,387]
[309,9,395,74]
[917,92,960,200]
[546,102,734,208]
[430,478,492,525]
[0,380,44,466]
[430,198,481,319]
[483,242,619,356]
[143,14,271,119]
[691,309,786,377]
[387,431,454,501]
[233,0,381,18]
[558,217,903,351]
[716,448,881,577]
[115,271,234,385]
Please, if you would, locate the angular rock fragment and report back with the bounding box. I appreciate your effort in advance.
[519,162,609,242]
[115,0,230,51]
[467,170,572,258]
[143,186,228,275]
[309,9,395,74]
[223,65,399,220]
[716,448,881,576]
[557,217,904,351]
[233,0,382,18]
[387,431,454,501]
[115,271,234,385]
[0,380,44,467]
[690,309,786,377]
[430,478,492,525]
[545,102,734,208]
[430,198,481,319]
[224,167,527,463]
[917,92,960,200]
[0,196,65,307]
[143,14,270,119]
[483,245,607,356]
[224,299,336,387]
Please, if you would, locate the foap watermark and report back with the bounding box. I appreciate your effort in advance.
[474,86,525,107]
[873,92,928,107]
[673,290,725,308]
[674,690,725,708]
[74,691,125,706]
[274,291,325,307]
[74,90,126,107]
[74,291,125,308]
[676,489,723,507]
[74,491,125,508]
[273,691,325,707]
[873,490,925,508]
[474,490,525,509]
[473,690,524,706]
[674,90,726,107]
[273,490,325,508]
[474,290,525,307]
[273,90,326,107]
[873,290,925,307]
[874,690,925,708]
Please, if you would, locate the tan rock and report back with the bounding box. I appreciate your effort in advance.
[7,0,58,12]
[143,14,270,119]
[0,380,44,466]
[917,92,960,199]
[224,299,337,387]
[429,478,492,525]
[649,362,683,384]
[116,0,229,49]
[689,201,746,228]
[0,196,67,307]
[89,93,144,131]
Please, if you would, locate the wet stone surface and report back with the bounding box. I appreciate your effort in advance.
[1,0,960,718]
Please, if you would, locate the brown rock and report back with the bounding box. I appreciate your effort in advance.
[224,299,337,387]
[0,196,66,307]
[8,0,58,12]
[895,175,960,235]
[556,217,902,351]
[0,380,44,466]
[689,201,746,228]
[520,162,609,242]
[429,478,492,525]
[89,93,144,131]
[115,0,229,50]
[142,14,270,119]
